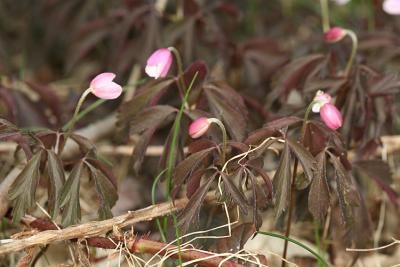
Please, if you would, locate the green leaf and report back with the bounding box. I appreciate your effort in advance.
[46,150,65,219]
[59,162,83,226]
[86,162,118,220]
[272,141,292,219]
[308,152,330,222]
[9,151,43,223]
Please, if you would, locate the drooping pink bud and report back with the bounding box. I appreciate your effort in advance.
[312,90,332,113]
[189,117,211,138]
[89,72,122,99]
[145,48,173,79]
[320,103,343,130]
[324,27,347,43]
[383,0,400,15]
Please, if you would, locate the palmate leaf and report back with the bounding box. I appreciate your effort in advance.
[118,79,174,127]
[129,105,178,174]
[46,150,65,219]
[308,152,330,222]
[129,105,177,135]
[172,147,215,195]
[287,138,316,188]
[220,170,248,214]
[178,172,217,232]
[9,151,43,223]
[85,162,118,220]
[328,152,360,226]
[59,162,83,226]
[272,141,292,219]
[204,82,248,141]
[244,116,302,145]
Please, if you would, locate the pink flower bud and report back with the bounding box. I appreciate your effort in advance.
[312,90,332,113]
[383,0,400,15]
[189,117,211,138]
[320,103,343,130]
[145,48,173,79]
[89,72,122,99]
[324,27,346,43]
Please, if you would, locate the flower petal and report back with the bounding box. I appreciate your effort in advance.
[92,82,122,99]
[90,72,116,89]
[383,0,400,15]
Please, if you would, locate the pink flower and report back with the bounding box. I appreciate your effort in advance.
[324,27,346,43]
[383,0,400,15]
[89,72,122,99]
[312,90,332,113]
[145,48,173,79]
[320,103,343,130]
[189,117,211,138]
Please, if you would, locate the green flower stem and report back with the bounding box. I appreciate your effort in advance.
[169,46,187,105]
[208,118,228,166]
[344,30,358,76]
[281,101,314,267]
[320,0,330,32]
[62,80,146,131]
[258,231,330,267]
[62,88,91,149]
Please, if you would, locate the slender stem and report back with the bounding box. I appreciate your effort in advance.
[366,0,375,32]
[151,169,168,243]
[344,30,358,76]
[258,231,329,267]
[281,102,314,267]
[320,0,330,32]
[169,47,187,102]
[62,80,146,131]
[208,118,228,166]
[62,88,91,153]
[67,88,92,132]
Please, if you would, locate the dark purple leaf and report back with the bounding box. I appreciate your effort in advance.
[129,105,177,135]
[172,147,215,195]
[308,152,330,222]
[86,162,118,220]
[9,151,43,223]
[59,161,83,226]
[47,150,65,219]
[287,138,316,187]
[220,171,248,214]
[272,141,291,219]
[178,173,216,232]
[245,116,302,145]
[204,82,248,141]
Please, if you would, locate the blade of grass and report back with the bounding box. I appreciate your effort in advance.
[164,72,199,266]
[257,231,330,267]
[151,169,168,242]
